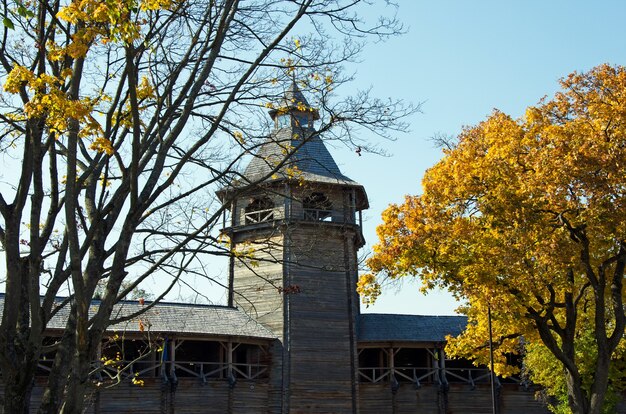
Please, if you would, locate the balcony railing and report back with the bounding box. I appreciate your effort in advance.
[358,366,523,389]
[173,360,269,383]
[34,357,270,384]
[244,208,274,224]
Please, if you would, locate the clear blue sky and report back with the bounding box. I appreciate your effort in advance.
[331,0,626,315]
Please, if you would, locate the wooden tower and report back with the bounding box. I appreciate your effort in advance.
[218,84,368,413]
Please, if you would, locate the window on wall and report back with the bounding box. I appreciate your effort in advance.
[303,192,332,221]
[172,340,269,382]
[444,356,490,384]
[232,343,270,380]
[244,197,274,224]
[358,348,389,383]
[37,337,60,376]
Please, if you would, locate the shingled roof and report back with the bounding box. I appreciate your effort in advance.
[242,131,360,187]
[218,84,369,210]
[0,294,276,340]
[106,301,277,339]
[358,313,467,343]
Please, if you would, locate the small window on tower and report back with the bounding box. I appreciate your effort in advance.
[294,114,310,128]
[244,197,274,224]
[303,192,332,221]
[276,114,290,128]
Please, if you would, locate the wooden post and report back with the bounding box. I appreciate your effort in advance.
[351,188,356,223]
[160,338,169,383]
[227,341,233,379]
[284,182,291,220]
[488,305,498,414]
[227,341,235,414]
[437,347,449,414]
[438,348,447,386]
[344,230,359,413]
[228,199,236,307]
[169,339,177,383]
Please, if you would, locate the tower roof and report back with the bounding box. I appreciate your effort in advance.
[243,132,357,187]
[218,85,368,210]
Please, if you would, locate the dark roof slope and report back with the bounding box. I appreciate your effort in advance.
[242,131,358,187]
[104,301,277,339]
[0,294,276,340]
[358,313,467,343]
[233,131,369,210]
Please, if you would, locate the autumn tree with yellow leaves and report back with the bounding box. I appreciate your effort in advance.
[359,64,626,414]
[0,0,413,412]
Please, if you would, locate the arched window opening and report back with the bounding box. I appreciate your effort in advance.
[303,192,332,221]
[244,197,275,224]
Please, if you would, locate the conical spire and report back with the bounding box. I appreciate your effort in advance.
[218,84,368,210]
[268,81,320,121]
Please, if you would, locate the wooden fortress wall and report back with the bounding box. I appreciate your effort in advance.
[359,383,549,414]
[0,378,580,413]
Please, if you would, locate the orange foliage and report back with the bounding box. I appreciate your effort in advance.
[360,64,626,381]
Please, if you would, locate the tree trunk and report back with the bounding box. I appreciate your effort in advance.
[1,259,39,414]
[38,320,75,414]
[58,297,96,414]
[59,351,91,414]
[565,369,590,414]
[587,353,611,414]
[2,361,35,414]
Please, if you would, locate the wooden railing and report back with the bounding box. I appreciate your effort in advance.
[244,208,274,224]
[444,367,495,388]
[359,366,439,387]
[35,357,270,384]
[173,360,269,383]
[358,366,524,389]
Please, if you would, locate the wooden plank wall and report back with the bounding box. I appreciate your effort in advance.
[232,233,286,336]
[231,190,363,413]
[0,379,271,414]
[358,383,552,414]
[4,378,626,413]
[284,224,358,414]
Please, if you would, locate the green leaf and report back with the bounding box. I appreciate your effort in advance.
[17,5,35,18]
[2,17,14,30]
